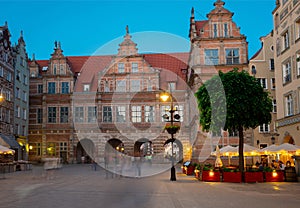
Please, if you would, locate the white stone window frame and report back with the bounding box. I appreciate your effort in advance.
[282,59,291,84]
[284,93,293,117]
[131,105,142,123]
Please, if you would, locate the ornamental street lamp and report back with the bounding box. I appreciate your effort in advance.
[160,90,181,181]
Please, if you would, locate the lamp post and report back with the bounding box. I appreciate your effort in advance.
[161,90,180,181]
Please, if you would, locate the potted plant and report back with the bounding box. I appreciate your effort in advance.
[222,167,241,183]
[245,168,264,183]
[264,168,284,182]
[202,164,220,182]
[164,125,180,134]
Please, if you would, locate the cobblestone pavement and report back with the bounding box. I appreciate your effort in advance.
[1,164,300,208]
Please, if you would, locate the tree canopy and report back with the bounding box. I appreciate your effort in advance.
[195,69,272,181]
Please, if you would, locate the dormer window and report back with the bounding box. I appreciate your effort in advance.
[224,23,228,37]
[83,84,90,92]
[213,23,218,38]
[118,63,125,73]
[132,63,138,73]
[53,64,57,75]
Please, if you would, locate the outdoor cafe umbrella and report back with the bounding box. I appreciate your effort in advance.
[235,144,260,156]
[0,144,15,154]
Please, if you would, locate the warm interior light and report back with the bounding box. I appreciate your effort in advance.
[29,145,33,150]
[272,171,278,177]
[209,170,214,177]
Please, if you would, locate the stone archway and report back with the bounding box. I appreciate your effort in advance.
[134,138,153,160]
[104,138,124,169]
[164,139,183,163]
[76,138,95,164]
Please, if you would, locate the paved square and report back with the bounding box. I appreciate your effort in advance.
[1,164,300,208]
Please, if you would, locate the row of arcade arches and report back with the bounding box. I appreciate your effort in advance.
[76,138,183,164]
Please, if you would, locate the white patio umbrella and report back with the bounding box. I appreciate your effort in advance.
[0,145,15,154]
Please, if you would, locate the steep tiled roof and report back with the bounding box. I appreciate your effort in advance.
[30,52,189,92]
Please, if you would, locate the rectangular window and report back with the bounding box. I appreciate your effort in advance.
[272,99,277,113]
[269,59,275,70]
[296,20,300,40]
[47,142,56,156]
[16,87,20,99]
[60,107,69,123]
[224,23,228,37]
[271,78,276,89]
[22,108,27,120]
[83,84,90,92]
[37,108,43,124]
[48,82,56,94]
[258,78,267,89]
[259,124,270,133]
[174,105,184,122]
[75,107,84,123]
[282,61,291,84]
[23,74,27,85]
[285,94,293,116]
[132,63,138,73]
[48,107,57,123]
[130,80,140,92]
[161,105,171,122]
[88,106,97,123]
[213,23,218,38]
[38,84,43,94]
[118,63,125,73]
[15,124,19,135]
[116,106,126,122]
[16,106,20,118]
[61,82,69,94]
[169,82,176,91]
[16,70,20,81]
[145,106,155,122]
[60,64,65,74]
[60,142,67,152]
[116,80,126,92]
[226,49,239,64]
[6,72,11,82]
[205,49,219,65]
[103,106,112,122]
[131,106,142,123]
[53,64,57,75]
[283,31,289,50]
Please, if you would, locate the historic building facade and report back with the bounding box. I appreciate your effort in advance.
[28,28,197,165]
[13,31,30,160]
[249,31,279,149]
[187,0,250,161]
[273,0,300,145]
[0,22,20,158]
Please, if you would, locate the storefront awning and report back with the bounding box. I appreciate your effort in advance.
[0,133,20,149]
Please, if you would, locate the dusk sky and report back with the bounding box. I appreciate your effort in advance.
[1,0,275,60]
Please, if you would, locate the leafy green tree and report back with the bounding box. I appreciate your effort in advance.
[195,69,272,181]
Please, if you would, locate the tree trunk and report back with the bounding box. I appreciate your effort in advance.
[238,125,245,182]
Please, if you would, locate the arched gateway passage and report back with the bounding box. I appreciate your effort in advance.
[76,139,95,164]
[164,139,183,163]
